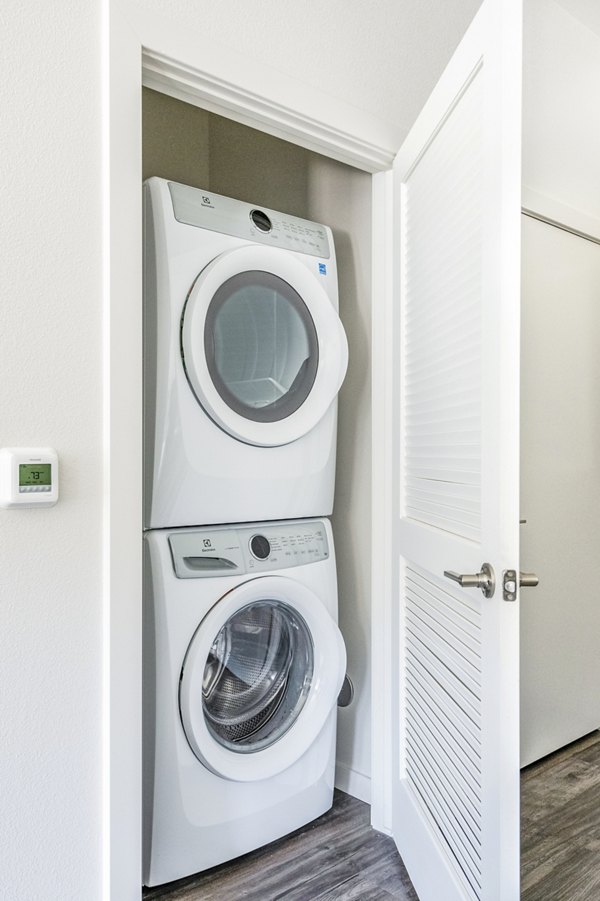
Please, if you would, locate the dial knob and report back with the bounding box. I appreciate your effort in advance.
[250,534,271,560]
[250,209,272,232]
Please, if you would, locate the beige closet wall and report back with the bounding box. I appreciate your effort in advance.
[307,158,372,798]
[142,91,210,188]
[143,88,372,798]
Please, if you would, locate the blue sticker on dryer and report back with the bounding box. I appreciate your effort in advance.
[318,263,327,275]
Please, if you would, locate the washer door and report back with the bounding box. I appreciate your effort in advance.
[179,576,346,782]
[181,245,348,447]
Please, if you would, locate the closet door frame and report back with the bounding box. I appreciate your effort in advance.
[105,3,450,897]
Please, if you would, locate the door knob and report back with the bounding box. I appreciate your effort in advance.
[443,563,495,598]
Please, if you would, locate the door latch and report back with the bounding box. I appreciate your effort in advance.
[503,569,539,601]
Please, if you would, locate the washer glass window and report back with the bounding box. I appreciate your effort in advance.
[201,600,314,753]
[203,271,319,423]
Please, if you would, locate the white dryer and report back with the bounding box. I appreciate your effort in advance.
[144,177,348,529]
[143,518,346,887]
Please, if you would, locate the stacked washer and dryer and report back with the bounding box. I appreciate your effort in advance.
[142,177,349,887]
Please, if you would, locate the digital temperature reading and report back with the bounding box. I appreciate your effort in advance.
[19,463,52,489]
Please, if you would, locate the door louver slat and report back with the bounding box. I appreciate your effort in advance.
[405,654,483,764]
[405,745,482,900]
[405,562,484,901]
[402,68,482,542]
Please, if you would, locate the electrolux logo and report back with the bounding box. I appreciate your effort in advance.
[201,195,215,209]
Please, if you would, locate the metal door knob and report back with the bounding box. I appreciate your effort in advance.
[443,562,495,598]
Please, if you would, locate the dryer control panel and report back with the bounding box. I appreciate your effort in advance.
[168,181,331,259]
[169,520,329,579]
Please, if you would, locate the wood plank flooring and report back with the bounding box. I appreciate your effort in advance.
[145,731,600,901]
[521,730,600,901]
[143,790,418,901]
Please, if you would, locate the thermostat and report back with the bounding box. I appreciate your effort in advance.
[0,447,59,508]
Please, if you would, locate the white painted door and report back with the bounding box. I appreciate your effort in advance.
[389,1,522,899]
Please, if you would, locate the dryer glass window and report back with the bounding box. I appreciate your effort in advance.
[202,600,314,752]
[204,271,319,422]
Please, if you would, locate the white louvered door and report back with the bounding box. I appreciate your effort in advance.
[389,1,522,900]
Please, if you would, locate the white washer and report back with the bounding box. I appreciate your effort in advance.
[144,178,348,529]
[143,517,346,887]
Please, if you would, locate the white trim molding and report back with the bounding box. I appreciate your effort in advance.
[335,762,372,806]
[369,169,395,836]
[142,49,396,174]
[522,186,600,246]
[103,4,144,900]
[134,3,400,173]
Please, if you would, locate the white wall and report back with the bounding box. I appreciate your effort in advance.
[1,2,102,899]
[523,0,600,228]
[2,1,481,898]
[520,0,600,766]
[520,217,600,766]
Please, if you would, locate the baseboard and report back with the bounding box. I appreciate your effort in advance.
[334,760,371,803]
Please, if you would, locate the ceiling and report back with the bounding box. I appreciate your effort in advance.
[141,0,483,149]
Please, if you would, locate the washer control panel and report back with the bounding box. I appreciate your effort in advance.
[169,520,329,579]
[244,522,329,572]
[168,181,331,259]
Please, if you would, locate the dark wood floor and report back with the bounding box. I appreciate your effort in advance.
[145,731,600,901]
[143,790,418,901]
[521,730,600,901]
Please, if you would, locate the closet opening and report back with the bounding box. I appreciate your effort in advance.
[139,86,399,898]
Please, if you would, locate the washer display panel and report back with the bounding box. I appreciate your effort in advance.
[202,600,313,752]
[204,271,319,423]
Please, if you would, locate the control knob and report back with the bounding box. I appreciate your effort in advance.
[250,534,271,560]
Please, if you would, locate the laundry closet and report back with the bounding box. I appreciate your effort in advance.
[141,90,373,807]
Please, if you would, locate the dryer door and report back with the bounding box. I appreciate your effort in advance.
[181,245,348,447]
[179,575,346,782]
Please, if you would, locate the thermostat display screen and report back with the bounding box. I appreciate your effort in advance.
[19,463,52,486]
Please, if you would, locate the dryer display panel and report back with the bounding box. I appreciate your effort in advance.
[202,600,314,753]
[204,271,319,423]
